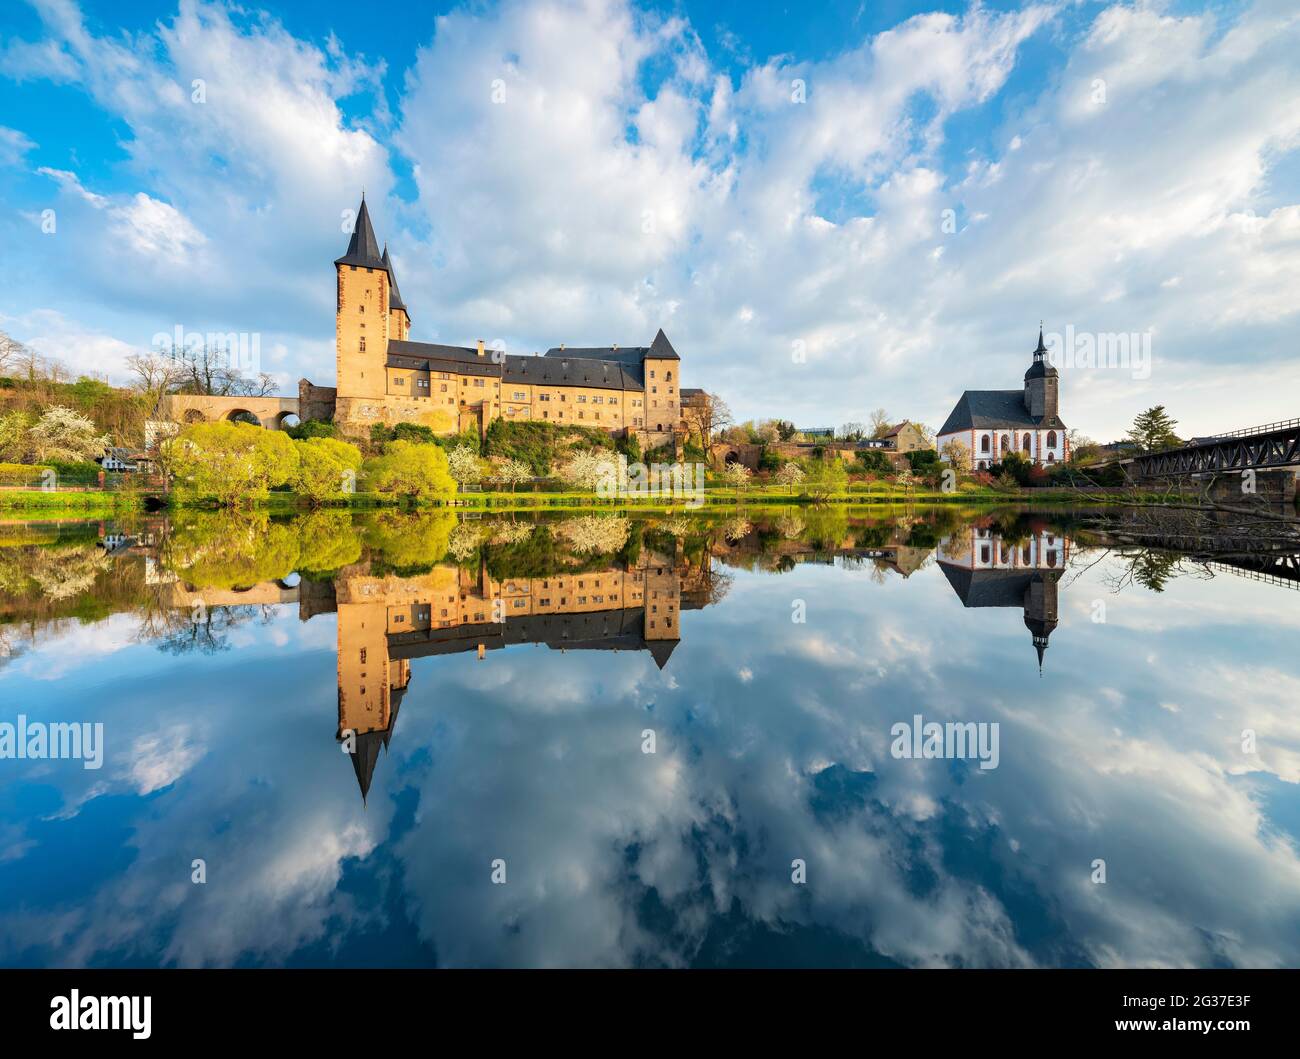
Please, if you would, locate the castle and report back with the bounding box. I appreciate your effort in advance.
[937,328,1068,471]
[162,196,686,450]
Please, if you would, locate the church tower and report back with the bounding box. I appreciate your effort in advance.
[1024,325,1059,420]
[1022,571,1060,671]
[335,195,390,403]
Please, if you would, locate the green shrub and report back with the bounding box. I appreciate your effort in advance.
[485,420,615,476]
[905,448,941,473]
[855,449,891,473]
[285,419,338,440]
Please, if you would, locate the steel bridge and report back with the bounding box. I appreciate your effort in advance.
[1116,417,1300,478]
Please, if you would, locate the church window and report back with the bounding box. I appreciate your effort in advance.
[981,436,990,453]
[1046,430,1057,448]
[1022,434,1031,451]
[1000,434,1010,452]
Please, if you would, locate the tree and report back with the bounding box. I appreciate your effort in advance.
[164,339,276,398]
[913,421,936,447]
[774,461,805,494]
[722,461,752,497]
[364,440,456,504]
[869,408,892,438]
[682,391,733,448]
[162,421,298,506]
[0,330,27,377]
[26,406,112,463]
[125,352,184,409]
[496,458,533,494]
[940,437,971,472]
[804,458,848,501]
[555,515,630,554]
[0,410,35,462]
[445,445,484,492]
[293,437,363,504]
[839,421,866,441]
[557,450,618,491]
[1066,428,1097,463]
[1126,406,1181,453]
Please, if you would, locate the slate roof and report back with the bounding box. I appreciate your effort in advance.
[387,606,676,667]
[938,564,1038,608]
[542,328,680,363]
[386,340,645,391]
[334,197,386,271]
[382,246,407,317]
[938,390,1066,435]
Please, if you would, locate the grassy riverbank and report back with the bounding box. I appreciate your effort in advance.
[1,483,1182,514]
[0,489,145,514]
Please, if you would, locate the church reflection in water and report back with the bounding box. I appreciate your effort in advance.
[936,523,1068,671]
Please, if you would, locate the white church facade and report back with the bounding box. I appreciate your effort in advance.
[938,329,1068,471]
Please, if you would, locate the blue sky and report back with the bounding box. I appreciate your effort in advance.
[1,0,1297,440]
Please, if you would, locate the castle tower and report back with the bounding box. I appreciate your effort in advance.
[335,196,391,403]
[382,245,410,342]
[1024,325,1059,420]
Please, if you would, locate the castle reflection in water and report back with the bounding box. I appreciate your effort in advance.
[136,514,1073,804]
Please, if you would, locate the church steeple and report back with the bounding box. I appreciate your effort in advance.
[1024,323,1059,420]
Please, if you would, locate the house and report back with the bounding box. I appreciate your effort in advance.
[937,328,1067,470]
[98,447,137,472]
[875,422,930,453]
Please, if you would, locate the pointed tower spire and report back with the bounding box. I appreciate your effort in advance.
[334,195,385,270]
[382,245,407,316]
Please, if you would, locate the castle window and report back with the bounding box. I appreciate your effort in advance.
[440,383,446,392]
[577,395,586,403]
[513,392,526,400]
[418,379,429,390]
[359,337,366,352]
[649,370,656,379]
[395,377,405,386]
[359,305,364,313]
[665,371,672,381]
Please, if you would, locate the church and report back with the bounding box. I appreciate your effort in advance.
[937,329,1067,471]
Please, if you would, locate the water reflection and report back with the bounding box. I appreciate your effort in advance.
[1,506,1298,967]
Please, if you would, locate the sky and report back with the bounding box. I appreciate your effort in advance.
[0,0,1297,442]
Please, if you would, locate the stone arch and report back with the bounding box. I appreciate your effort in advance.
[724,450,741,465]
[275,411,301,429]
[183,408,207,424]
[226,409,262,426]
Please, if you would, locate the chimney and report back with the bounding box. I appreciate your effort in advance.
[476,339,485,357]
[611,343,618,351]
[560,343,565,351]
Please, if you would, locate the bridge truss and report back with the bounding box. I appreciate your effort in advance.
[1132,418,1300,478]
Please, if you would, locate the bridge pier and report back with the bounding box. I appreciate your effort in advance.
[1201,468,1297,506]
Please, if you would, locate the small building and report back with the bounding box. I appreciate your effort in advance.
[98,447,137,472]
[937,328,1068,470]
[876,422,930,453]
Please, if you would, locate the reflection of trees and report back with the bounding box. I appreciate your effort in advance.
[162,511,300,589]
[1104,549,1211,593]
[155,604,264,656]
[554,516,630,555]
[362,511,456,573]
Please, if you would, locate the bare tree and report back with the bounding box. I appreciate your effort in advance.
[682,391,733,448]
[0,331,26,377]
[164,340,277,397]
[869,408,892,438]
